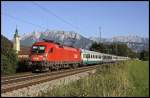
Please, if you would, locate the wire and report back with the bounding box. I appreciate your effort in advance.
[32,1,81,31]
[2,12,46,29]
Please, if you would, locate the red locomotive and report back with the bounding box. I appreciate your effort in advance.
[29,39,81,72]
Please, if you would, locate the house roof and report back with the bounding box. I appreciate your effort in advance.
[18,50,30,55]
[18,46,31,55]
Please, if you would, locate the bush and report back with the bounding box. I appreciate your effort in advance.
[139,50,149,61]
[1,34,18,75]
[16,59,31,72]
[1,53,17,75]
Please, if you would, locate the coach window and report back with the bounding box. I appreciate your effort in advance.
[88,54,90,58]
[99,55,101,59]
[104,56,106,59]
[86,54,88,58]
[87,54,89,58]
[83,54,85,58]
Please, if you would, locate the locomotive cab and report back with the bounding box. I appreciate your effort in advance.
[29,42,53,72]
[31,45,46,61]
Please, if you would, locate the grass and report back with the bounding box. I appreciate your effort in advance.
[39,60,149,97]
[127,61,149,96]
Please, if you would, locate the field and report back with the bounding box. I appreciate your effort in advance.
[39,60,149,97]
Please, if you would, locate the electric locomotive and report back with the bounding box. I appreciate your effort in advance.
[29,39,81,72]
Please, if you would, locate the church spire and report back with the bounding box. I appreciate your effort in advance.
[14,26,19,37]
[13,26,20,53]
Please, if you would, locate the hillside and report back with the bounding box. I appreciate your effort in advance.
[1,34,13,50]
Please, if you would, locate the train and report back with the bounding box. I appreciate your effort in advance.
[29,39,130,72]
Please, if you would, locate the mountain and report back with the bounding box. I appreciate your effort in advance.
[89,35,149,53]
[20,30,93,49]
[20,30,149,53]
[1,34,13,50]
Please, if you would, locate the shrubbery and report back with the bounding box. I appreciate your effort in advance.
[139,50,149,61]
[1,49,18,75]
[16,59,31,72]
[1,34,18,75]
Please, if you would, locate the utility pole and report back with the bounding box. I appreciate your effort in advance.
[99,26,101,43]
[116,43,118,55]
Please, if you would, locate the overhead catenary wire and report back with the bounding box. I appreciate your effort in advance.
[2,2,87,49]
[31,1,81,32]
[31,1,88,48]
[2,12,46,30]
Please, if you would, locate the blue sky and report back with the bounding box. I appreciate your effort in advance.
[1,1,149,40]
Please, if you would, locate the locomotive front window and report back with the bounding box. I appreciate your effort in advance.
[32,46,45,54]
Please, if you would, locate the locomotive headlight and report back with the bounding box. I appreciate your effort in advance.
[43,57,46,61]
[43,53,47,61]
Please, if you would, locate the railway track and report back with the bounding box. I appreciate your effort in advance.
[1,65,97,93]
[1,72,32,81]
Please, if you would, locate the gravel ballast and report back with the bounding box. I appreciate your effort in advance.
[2,69,96,97]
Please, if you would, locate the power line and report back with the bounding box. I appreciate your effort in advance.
[2,12,46,29]
[32,2,89,49]
[32,1,81,31]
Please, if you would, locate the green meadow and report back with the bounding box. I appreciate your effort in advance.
[39,60,149,97]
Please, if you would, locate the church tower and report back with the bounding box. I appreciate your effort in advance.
[13,27,20,53]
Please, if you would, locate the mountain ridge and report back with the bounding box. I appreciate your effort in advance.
[19,30,149,53]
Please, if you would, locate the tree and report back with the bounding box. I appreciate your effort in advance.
[139,50,149,61]
[1,35,18,75]
[89,42,137,58]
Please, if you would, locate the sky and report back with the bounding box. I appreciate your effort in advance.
[1,1,149,40]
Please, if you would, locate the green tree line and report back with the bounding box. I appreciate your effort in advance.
[89,42,149,60]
